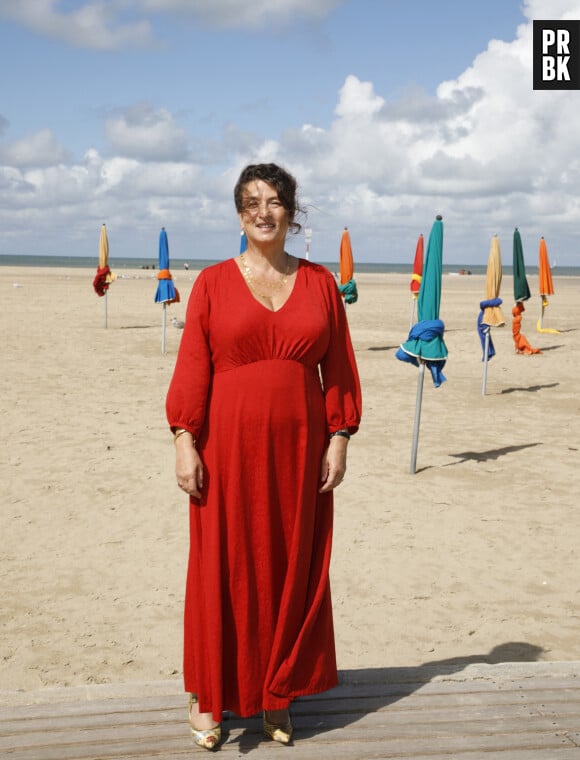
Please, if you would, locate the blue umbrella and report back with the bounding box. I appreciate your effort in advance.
[154,227,179,353]
[395,215,447,473]
[240,230,247,253]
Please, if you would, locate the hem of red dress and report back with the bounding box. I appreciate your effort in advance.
[182,677,339,719]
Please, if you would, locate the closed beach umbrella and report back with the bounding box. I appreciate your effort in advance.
[537,237,559,333]
[154,227,180,354]
[396,215,447,473]
[512,228,540,354]
[240,230,247,253]
[92,223,116,328]
[481,236,505,328]
[512,302,541,354]
[478,235,505,396]
[338,227,358,304]
[409,233,424,328]
[513,227,531,303]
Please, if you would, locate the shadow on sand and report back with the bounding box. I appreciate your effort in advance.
[500,382,559,394]
[443,442,541,465]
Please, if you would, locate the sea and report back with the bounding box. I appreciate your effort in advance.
[1,254,579,277]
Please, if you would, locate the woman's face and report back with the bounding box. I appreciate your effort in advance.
[238,180,290,249]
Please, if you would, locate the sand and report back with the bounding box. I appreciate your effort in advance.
[1,263,578,693]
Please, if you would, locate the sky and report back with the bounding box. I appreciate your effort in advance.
[1,0,580,265]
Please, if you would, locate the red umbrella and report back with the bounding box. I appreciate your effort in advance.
[409,233,423,327]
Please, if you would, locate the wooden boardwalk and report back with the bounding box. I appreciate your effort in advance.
[1,662,579,758]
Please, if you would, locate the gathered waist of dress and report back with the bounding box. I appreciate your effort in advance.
[213,357,320,376]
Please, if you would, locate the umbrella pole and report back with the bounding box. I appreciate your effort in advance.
[409,297,415,330]
[162,303,167,354]
[104,291,108,329]
[482,328,490,396]
[410,361,426,474]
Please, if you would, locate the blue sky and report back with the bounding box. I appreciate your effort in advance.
[1,0,579,265]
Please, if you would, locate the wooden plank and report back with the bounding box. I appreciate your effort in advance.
[2,703,579,758]
[1,664,580,759]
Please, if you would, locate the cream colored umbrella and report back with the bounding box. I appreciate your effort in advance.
[479,235,505,396]
[92,223,116,328]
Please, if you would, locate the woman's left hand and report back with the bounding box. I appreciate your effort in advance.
[319,435,348,493]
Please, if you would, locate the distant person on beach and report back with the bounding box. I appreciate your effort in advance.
[183,261,189,270]
[166,162,362,750]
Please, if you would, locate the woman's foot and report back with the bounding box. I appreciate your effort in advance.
[189,694,221,751]
[263,709,293,744]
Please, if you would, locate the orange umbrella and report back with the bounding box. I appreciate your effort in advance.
[409,234,423,327]
[339,227,353,285]
[537,237,559,333]
[512,302,541,354]
[338,227,358,304]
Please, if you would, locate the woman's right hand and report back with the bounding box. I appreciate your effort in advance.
[175,434,204,498]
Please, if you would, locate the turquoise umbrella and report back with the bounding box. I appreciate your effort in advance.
[396,215,447,473]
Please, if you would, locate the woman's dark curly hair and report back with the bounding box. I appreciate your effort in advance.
[234,163,305,234]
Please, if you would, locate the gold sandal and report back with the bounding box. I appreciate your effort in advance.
[263,710,293,744]
[188,694,222,751]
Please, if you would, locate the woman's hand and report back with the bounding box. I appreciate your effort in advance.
[175,434,204,499]
[319,435,348,493]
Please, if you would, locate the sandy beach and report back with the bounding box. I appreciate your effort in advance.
[1,263,578,694]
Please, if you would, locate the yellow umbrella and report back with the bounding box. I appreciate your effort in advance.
[479,235,505,396]
[482,235,505,328]
[537,237,559,333]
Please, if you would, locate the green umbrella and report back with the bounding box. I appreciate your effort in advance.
[396,215,447,473]
[512,228,540,354]
[398,216,447,372]
[513,227,531,302]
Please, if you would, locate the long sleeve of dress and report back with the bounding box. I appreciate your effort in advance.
[166,272,212,436]
[319,272,362,435]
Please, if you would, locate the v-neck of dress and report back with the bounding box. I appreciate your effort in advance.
[233,256,302,314]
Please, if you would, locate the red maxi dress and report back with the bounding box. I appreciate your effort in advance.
[166,258,362,722]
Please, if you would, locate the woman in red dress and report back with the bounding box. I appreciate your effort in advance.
[166,163,362,750]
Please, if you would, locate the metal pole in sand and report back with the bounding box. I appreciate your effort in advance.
[410,361,426,474]
[482,327,490,396]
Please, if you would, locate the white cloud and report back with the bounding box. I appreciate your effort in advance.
[2,0,580,263]
[138,0,344,28]
[266,0,580,262]
[104,104,189,161]
[0,128,69,167]
[0,0,342,49]
[0,0,154,50]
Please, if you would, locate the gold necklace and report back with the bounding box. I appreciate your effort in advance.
[240,252,290,299]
